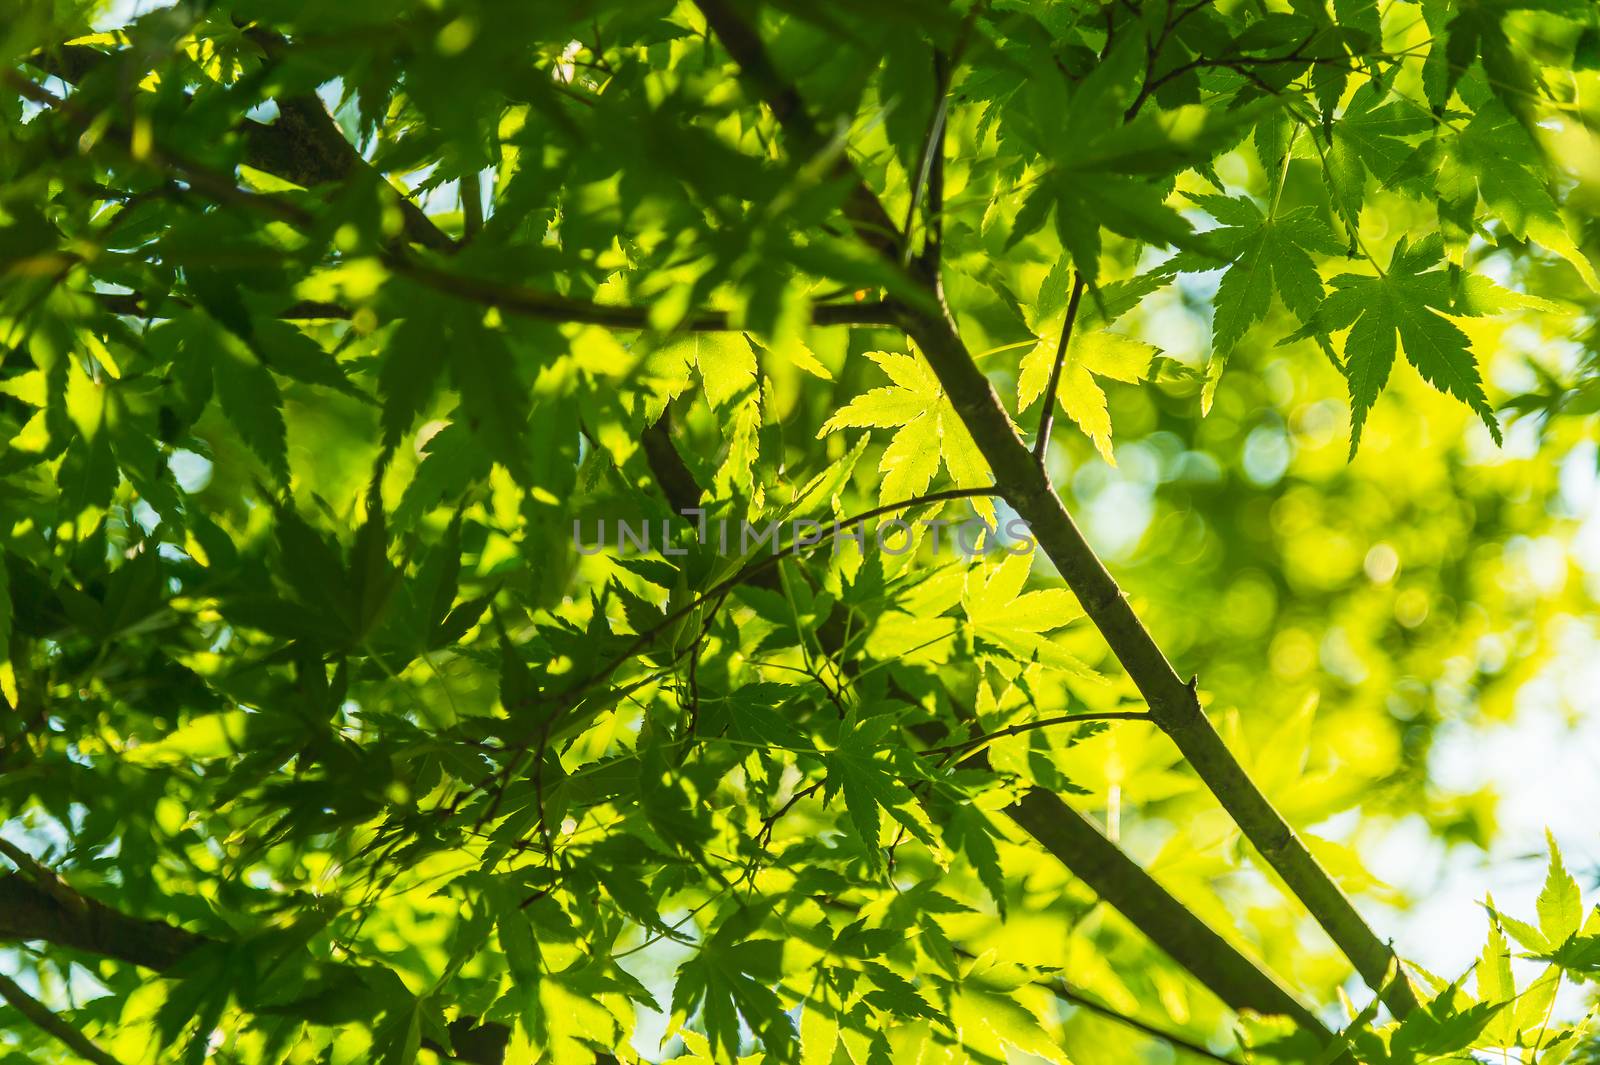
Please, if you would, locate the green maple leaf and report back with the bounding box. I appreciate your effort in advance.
[1016,328,1155,465]
[824,712,936,869]
[1537,831,1583,946]
[818,350,993,518]
[194,320,289,488]
[671,915,795,1061]
[950,957,1073,1065]
[1545,934,1600,973]
[692,332,759,409]
[1185,193,1342,407]
[1011,174,1222,294]
[1419,0,1586,119]
[1301,235,1501,454]
[1003,38,1256,287]
[1391,99,1599,289]
[1327,85,1432,230]
[960,551,1096,678]
[937,801,1008,916]
[1389,991,1506,1060]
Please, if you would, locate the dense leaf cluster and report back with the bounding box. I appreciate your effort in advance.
[2,0,1598,1063]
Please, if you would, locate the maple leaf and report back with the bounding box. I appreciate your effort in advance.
[1001,39,1257,287]
[1418,0,1588,120]
[1299,235,1501,454]
[1537,831,1583,946]
[818,350,994,518]
[671,914,796,1062]
[1016,312,1157,465]
[824,712,936,869]
[936,801,1008,916]
[1390,98,1599,289]
[1185,193,1343,407]
[960,552,1095,678]
[951,957,1074,1065]
[1327,85,1433,230]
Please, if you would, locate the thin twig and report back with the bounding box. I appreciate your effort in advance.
[683,590,731,740]
[902,50,952,268]
[744,779,827,884]
[1034,272,1086,466]
[749,658,848,717]
[921,711,1151,759]
[1049,981,1243,1065]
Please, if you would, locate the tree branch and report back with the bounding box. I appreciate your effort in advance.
[0,972,124,1065]
[241,26,457,252]
[90,292,349,320]
[640,410,704,514]
[693,0,902,258]
[625,333,1335,1052]
[687,0,1415,1029]
[382,257,898,331]
[1004,791,1333,1037]
[902,50,952,268]
[0,874,514,1065]
[892,299,1418,1017]
[0,837,87,920]
[87,287,896,330]
[461,171,484,241]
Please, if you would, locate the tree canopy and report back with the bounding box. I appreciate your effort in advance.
[4,0,1600,1063]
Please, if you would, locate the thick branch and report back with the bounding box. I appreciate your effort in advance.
[0,870,205,971]
[0,874,512,1065]
[692,0,1415,1025]
[1006,792,1329,1036]
[641,410,704,514]
[895,300,1419,1017]
[696,0,1414,1021]
[88,288,895,330]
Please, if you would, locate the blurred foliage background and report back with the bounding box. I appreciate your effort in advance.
[4,0,1600,1063]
